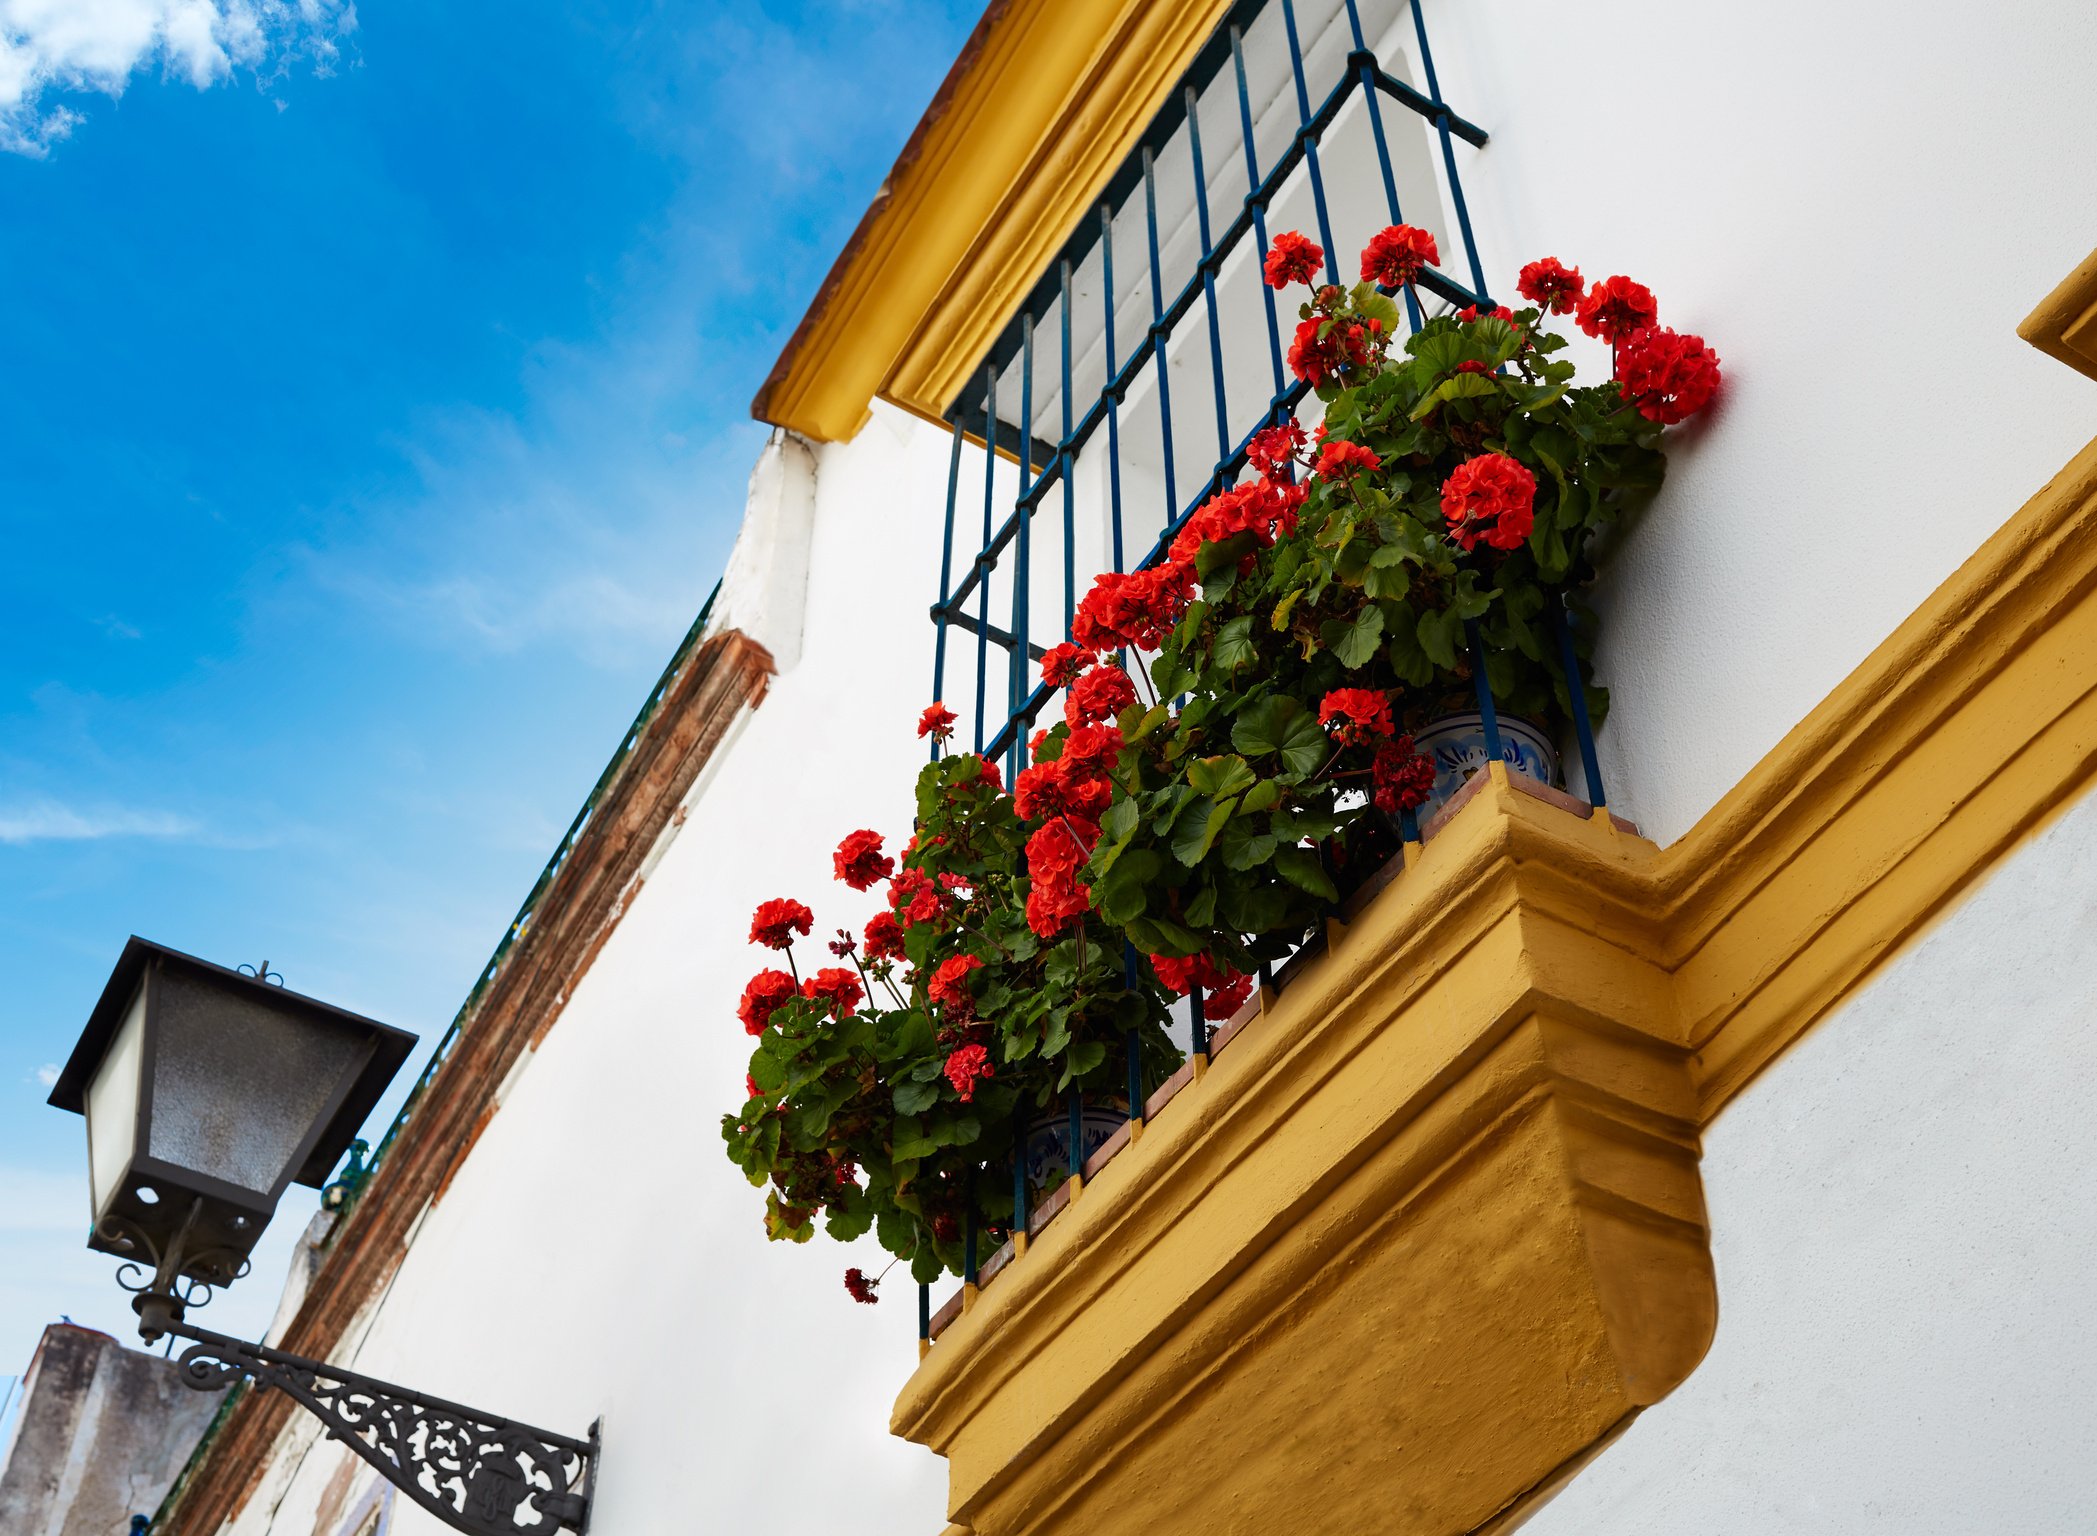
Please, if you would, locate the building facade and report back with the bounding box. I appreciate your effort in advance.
[150,1,2097,1532]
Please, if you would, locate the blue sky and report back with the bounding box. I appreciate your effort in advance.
[0,0,977,1384]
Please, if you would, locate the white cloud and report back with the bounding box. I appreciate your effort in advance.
[0,799,199,843]
[0,0,354,155]
[32,1064,59,1088]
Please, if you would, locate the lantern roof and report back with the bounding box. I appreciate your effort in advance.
[47,937,418,1189]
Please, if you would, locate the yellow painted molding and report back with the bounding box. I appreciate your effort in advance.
[2018,244,2097,382]
[750,0,1234,441]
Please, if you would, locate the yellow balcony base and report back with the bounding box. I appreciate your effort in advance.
[895,777,1715,1536]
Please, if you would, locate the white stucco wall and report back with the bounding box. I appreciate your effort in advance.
[1523,783,2097,1533]
[1427,0,2097,842]
[221,401,960,1536]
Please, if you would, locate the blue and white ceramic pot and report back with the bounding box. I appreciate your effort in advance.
[1411,711,1560,824]
[1023,1106,1126,1200]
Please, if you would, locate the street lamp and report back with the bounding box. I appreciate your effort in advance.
[49,939,599,1536]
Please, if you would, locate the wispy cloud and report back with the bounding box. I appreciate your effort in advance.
[30,1064,58,1088]
[0,800,198,844]
[0,0,357,156]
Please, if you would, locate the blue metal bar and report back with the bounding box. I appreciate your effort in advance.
[1231,25,1286,401]
[1012,1119,1029,1240]
[1123,942,1143,1122]
[1190,986,1209,1058]
[1401,805,1421,843]
[975,365,995,756]
[1101,204,1126,573]
[1067,1092,1083,1180]
[1183,84,1233,466]
[1014,316,1034,759]
[931,416,965,761]
[1142,146,1180,532]
[964,1205,978,1287]
[1060,259,1077,631]
[1463,616,1504,764]
[1342,0,1420,331]
[1409,0,1489,301]
[919,1281,930,1344]
[1281,0,1341,286]
[1554,595,1607,807]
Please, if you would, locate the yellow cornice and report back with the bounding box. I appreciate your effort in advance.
[750,0,1235,442]
[2018,245,2097,382]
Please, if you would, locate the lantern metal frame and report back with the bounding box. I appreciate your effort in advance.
[49,939,600,1535]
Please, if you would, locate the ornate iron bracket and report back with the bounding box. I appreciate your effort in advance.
[157,1319,597,1535]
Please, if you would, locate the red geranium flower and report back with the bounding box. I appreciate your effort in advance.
[1516,257,1584,315]
[1313,439,1381,482]
[844,1267,880,1304]
[1286,315,1374,388]
[1263,229,1325,288]
[1372,738,1437,814]
[1204,973,1255,1021]
[862,910,906,961]
[745,1072,761,1100]
[888,867,945,927]
[917,702,958,741]
[1061,722,1125,774]
[737,969,798,1035]
[1574,275,1658,344]
[1024,816,1097,938]
[749,897,813,950]
[801,967,864,1017]
[1071,564,1194,652]
[1039,642,1094,689]
[1360,224,1440,287]
[832,829,893,891]
[943,1043,995,1102]
[928,953,983,1014]
[1456,303,1515,323]
[1614,327,1722,425]
[1065,665,1136,728]
[1456,359,1492,375]
[1015,756,1112,822]
[1440,452,1537,552]
[1318,687,1395,745]
[1246,420,1308,478]
[1168,479,1304,567]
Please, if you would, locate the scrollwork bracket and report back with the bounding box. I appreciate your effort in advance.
[160,1321,597,1535]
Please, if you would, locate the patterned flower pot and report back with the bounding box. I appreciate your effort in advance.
[1412,712,1559,824]
[1024,1107,1126,1200]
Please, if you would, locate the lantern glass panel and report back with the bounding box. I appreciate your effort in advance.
[145,967,374,1199]
[85,982,147,1220]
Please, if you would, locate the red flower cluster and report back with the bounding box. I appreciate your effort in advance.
[1373,738,1437,815]
[1516,257,1583,314]
[1575,275,1658,344]
[801,968,864,1017]
[1287,313,1375,388]
[1014,754,1112,821]
[888,867,946,927]
[1440,452,1537,552]
[1456,303,1516,324]
[1167,479,1305,567]
[1312,439,1381,482]
[1148,952,1254,1020]
[862,910,906,961]
[745,1072,761,1100]
[749,897,813,950]
[1065,665,1135,727]
[917,702,957,741]
[1614,326,1721,425]
[832,829,893,891]
[1263,230,1324,289]
[1072,564,1194,652]
[1361,223,1440,287]
[1062,722,1124,774]
[1024,815,1096,938]
[928,953,983,1014]
[844,1267,880,1304]
[1318,687,1395,746]
[943,1042,995,1102]
[1040,642,1093,689]
[1246,420,1307,478]
[737,969,797,1035]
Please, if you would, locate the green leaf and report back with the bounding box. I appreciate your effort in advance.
[1330,604,1385,669]
[1211,615,1257,673]
[1171,795,1239,866]
[1182,882,1218,926]
[1240,778,1282,814]
[1409,370,1499,421]
[1230,696,1327,778]
[891,1114,939,1163]
[893,1077,941,1115]
[1269,587,1305,632]
[1272,844,1339,900]
[1215,815,1279,871]
[1186,754,1257,800]
[1416,607,1461,670]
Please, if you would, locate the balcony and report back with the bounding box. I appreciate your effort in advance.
[895,766,1715,1536]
